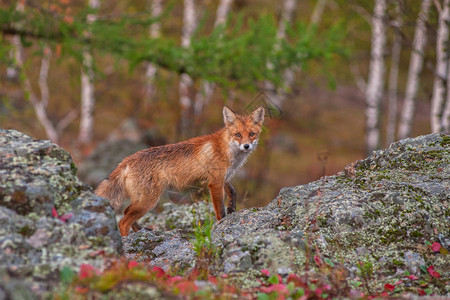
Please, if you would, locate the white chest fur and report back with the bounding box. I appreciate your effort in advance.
[225,140,255,181]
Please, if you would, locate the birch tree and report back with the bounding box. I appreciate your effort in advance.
[194,0,233,115]
[264,0,298,108]
[443,60,450,133]
[431,0,450,133]
[397,0,431,139]
[179,0,197,137]
[385,1,402,145]
[365,0,387,154]
[10,2,76,144]
[78,0,100,145]
[144,0,162,102]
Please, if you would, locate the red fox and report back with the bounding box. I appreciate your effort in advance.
[95,106,265,236]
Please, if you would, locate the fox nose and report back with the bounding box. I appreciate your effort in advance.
[244,144,250,149]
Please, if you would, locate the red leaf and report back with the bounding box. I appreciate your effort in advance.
[431,242,441,252]
[221,274,228,278]
[78,264,99,279]
[208,275,217,284]
[418,289,426,296]
[128,261,139,269]
[58,212,73,223]
[261,269,270,277]
[260,284,288,294]
[175,281,198,294]
[75,286,89,294]
[384,284,395,292]
[88,249,105,257]
[314,255,323,266]
[406,274,418,280]
[277,274,283,283]
[427,266,441,278]
[152,266,166,276]
[395,280,403,285]
[52,206,59,218]
[168,276,184,284]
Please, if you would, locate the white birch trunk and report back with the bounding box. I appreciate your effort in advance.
[144,0,162,101]
[78,0,99,145]
[397,0,431,139]
[385,2,402,146]
[194,0,233,115]
[443,39,450,133]
[264,0,297,108]
[431,0,450,133]
[442,77,450,132]
[310,0,328,25]
[365,0,387,154]
[11,3,61,143]
[179,0,196,135]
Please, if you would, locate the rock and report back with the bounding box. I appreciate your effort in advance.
[209,133,449,292]
[1,129,448,296]
[123,134,448,294]
[0,129,122,296]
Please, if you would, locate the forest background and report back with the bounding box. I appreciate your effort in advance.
[1,0,449,209]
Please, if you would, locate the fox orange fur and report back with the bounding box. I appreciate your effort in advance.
[95,106,265,236]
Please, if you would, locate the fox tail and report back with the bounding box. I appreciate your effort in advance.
[95,167,128,213]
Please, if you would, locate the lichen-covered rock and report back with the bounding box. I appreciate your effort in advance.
[0,129,122,296]
[123,134,448,295]
[211,133,449,294]
[123,201,215,273]
[2,129,448,297]
[123,229,196,273]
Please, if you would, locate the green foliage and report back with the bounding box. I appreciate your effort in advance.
[60,265,76,284]
[190,213,215,258]
[0,3,346,91]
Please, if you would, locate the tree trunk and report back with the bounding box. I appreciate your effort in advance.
[264,0,298,108]
[179,0,197,137]
[11,2,61,143]
[385,1,402,146]
[144,0,162,102]
[78,0,100,145]
[397,0,431,139]
[431,0,450,133]
[310,0,328,25]
[365,0,387,154]
[194,0,233,115]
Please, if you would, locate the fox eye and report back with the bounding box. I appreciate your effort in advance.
[249,132,255,137]
[235,133,241,138]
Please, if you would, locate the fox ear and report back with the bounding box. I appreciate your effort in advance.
[250,106,265,125]
[223,106,236,126]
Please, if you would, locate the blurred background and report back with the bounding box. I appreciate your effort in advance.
[0,0,447,209]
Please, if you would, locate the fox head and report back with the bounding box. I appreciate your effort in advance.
[223,105,265,152]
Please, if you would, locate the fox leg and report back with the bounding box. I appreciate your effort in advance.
[123,206,142,232]
[224,181,236,214]
[119,185,161,236]
[208,181,226,220]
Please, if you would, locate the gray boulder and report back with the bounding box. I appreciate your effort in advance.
[129,133,449,295]
[0,129,121,297]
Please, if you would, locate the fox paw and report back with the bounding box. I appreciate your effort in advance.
[227,207,235,214]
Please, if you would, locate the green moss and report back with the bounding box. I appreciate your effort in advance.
[18,225,34,237]
[410,230,423,237]
[392,259,404,266]
[440,135,450,146]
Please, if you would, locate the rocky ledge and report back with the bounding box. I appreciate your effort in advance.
[0,129,448,297]
[0,130,121,298]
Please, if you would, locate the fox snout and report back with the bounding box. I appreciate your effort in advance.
[239,141,256,151]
